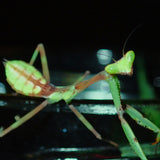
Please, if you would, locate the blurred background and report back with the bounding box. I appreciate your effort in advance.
[0,1,160,160]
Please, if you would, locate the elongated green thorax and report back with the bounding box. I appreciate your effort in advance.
[105,50,135,75]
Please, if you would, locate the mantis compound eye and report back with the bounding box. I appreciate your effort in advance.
[105,50,135,76]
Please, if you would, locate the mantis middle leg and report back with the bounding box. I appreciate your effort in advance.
[66,71,118,146]
[68,105,118,147]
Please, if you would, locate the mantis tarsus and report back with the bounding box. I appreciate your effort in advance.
[0,43,160,160]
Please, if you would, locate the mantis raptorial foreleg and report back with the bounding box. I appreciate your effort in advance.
[104,50,160,159]
[106,75,148,160]
[125,105,160,145]
[29,43,50,82]
[104,52,149,160]
[118,109,148,160]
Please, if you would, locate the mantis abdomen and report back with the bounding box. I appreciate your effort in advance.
[4,60,54,97]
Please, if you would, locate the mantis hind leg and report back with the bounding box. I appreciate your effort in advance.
[0,100,48,137]
[29,43,50,83]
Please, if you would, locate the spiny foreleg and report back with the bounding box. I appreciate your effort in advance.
[125,104,160,145]
[118,106,148,160]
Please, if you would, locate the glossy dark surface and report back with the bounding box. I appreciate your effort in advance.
[0,94,160,159]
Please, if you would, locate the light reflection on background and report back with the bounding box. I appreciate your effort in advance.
[74,76,128,100]
[57,158,78,160]
[77,104,117,115]
[63,158,78,160]
[153,76,160,87]
[75,89,128,100]
[0,82,6,94]
[96,49,112,65]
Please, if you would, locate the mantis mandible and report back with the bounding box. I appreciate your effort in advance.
[0,43,160,160]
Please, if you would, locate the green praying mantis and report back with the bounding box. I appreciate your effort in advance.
[0,43,160,160]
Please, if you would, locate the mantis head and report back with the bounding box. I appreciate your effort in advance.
[105,50,135,76]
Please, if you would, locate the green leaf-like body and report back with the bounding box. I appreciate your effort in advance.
[5,60,47,96]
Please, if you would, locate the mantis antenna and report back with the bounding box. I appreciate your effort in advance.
[122,23,142,55]
[97,24,142,64]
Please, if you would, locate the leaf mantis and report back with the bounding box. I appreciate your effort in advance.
[0,43,160,160]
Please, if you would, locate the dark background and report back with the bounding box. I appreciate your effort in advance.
[0,1,160,56]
